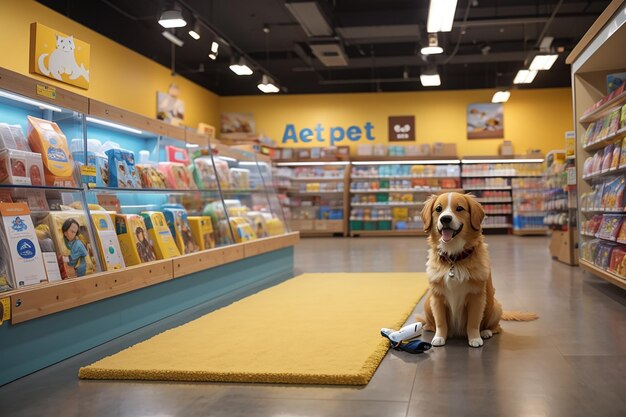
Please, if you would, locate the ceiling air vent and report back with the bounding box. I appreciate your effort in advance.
[309,41,349,67]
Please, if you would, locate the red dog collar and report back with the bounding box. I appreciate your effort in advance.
[439,248,474,263]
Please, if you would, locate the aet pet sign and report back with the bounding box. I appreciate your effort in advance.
[282,122,375,145]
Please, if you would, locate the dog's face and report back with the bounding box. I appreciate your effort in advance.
[421,192,485,253]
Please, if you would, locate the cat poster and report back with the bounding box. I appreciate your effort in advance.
[29,22,90,89]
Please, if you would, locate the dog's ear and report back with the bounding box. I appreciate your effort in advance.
[465,193,485,231]
[421,194,438,232]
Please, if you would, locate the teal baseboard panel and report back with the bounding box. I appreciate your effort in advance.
[0,246,294,386]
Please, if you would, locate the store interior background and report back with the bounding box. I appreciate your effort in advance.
[0,0,573,155]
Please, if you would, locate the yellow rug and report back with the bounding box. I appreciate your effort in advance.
[79,272,429,385]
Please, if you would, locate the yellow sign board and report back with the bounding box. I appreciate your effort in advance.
[29,22,90,89]
[36,84,57,99]
[0,297,10,325]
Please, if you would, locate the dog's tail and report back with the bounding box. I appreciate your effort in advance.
[501,311,539,321]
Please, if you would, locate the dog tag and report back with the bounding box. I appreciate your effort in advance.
[448,266,455,278]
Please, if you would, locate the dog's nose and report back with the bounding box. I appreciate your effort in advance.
[440,215,452,225]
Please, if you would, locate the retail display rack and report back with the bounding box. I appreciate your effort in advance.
[348,156,461,237]
[461,156,546,234]
[567,0,626,290]
[273,159,350,236]
[544,150,578,265]
[0,67,298,385]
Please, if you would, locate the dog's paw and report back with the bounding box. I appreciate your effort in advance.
[468,337,484,348]
[480,329,493,339]
[431,336,446,346]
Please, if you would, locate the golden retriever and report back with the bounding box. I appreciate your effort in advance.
[420,192,537,348]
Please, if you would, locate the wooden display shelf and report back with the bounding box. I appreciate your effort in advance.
[5,233,300,324]
[9,259,173,324]
[352,175,457,180]
[463,186,512,191]
[350,230,427,237]
[579,91,626,124]
[287,177,344,181]
[483,224,513,229]
[350,155,459,162]
[582,165,626,182]
[513,229,549,236]
[579,259,626,290]
[0,67,89,113]
[89,99,177,139]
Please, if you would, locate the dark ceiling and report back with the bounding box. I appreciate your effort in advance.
[36,0,610,96]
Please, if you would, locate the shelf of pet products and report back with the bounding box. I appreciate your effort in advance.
[351,175,458,180]
[351,202,425,207]
[511,176,548,235]
[350,188,464,194]
[582,137,626,182]
[461,173,543,178]
[0,72,293,323]
[582,126,626,152]
[578,84,626,124]
[349,205,425,236]
[579,260,626,290]
[274,161,350,237]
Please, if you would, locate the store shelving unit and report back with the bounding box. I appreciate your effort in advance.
[0,67,299,385]
[544,150,579,265]
[274,160,350,236]
[348,156,461,237]
[461,156,545,233]
[567,0,626,289]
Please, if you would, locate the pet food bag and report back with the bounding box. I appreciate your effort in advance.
[105,148,141,188]
[162,205,199,254]
[114,214,156,266]
[26,116,75,187]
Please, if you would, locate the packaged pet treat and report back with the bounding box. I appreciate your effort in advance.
[136,165,167,189]
[0,123,31,152]
[26,116,75,187]
[162,205,199,254]
[621,104,626,130]
[265,218,286,236]
[228,216,257,243]
[0,149,45,186]
[608,246,626,277]
[190,156,218,189]
[598,115,611,139]
[596,242,617,269]
[230,168,250,189]
[0,237,13,292]
[34,222,62,282]
[608,109,621,136]
[583,122,597,146]
[187,216,215,251]
[114,214,156,266]
[0,202,47,287]
[90,211,125,271]
[202,201,231,246]
[140,211,180,259]
[596,215,624,240]
[44,211,97,279]
[165,146,189,164]
[611,141,621,170]
[213,158,231,189]
[601,145,614,173]
[158,162,196,190]
[617,220,626,244]
[105,148,141,188]
[620,139,626,169]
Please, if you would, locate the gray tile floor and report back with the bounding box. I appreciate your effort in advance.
[1,236,625,417]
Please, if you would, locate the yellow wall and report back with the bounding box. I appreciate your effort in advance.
[0,0,219,129]
[220,88,573,156]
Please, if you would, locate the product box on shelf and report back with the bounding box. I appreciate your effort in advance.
[189,152,218,189]
[0,149,44,186]
[213,158,231,189]
[158,162,196,190]
[90,211,125,271]
[0,123,31,152]
[187,216,215,250]
[114,214,156,266]
[162,205,199,254]
[106,148,141,188]
[26,116,76,187]
[44,211,97,279]
[432,142,457,157]
[608,246,626,277]
[0,202,47,288]
[165,146,189,165]
[230,168,250,189]
[34,221,62,282]
[136,164,167,189]
[140,211,181,259]
[229,216,257,242]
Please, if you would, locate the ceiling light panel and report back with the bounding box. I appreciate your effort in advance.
[420,73,441,87]
[529,54,558,71]
[513,69,537,84]
[427,0,459,33]
[491,90,510,103]
[285,1,333,37]
[158,9,187,28]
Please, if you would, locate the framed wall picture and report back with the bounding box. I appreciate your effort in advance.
[157,83,185,126]
[29,22,91,89]
[388,115,415,141]
[467,103,504,139]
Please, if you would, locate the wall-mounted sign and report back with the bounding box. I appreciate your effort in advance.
[157,83,185,126]
[282,122,375,145]
[29,22,90,89]
[467,103,504,139]
[388,115,415,142]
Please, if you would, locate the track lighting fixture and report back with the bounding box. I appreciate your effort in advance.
[257,75,280,93]
[158,4,187,28]
[421,33,443,55]
[229,56,253,76]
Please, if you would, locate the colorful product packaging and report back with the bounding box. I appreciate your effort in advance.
[136,164,167,189]
[140,211,180,259]
[162,206,199,254]
[114,214,156,266]
[44,211,97,279]
[229,217,257,243]
[187,216,215,250]
[0,149,45,186]
[608,246,626,277]
[213,158,231,189]
[105,148,141,188]
[34,222,62,282]
[165,146,189,164]
[158,162,196,189]
[0,202,47,287]
[90,211,125,270]
[230,168,250,189]
[26,116,75,187]
[190,156,218,189]
[0,123,31,152]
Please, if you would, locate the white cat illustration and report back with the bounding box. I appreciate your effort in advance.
[38,34,89,82]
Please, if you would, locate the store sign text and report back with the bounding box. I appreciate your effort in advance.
[282,122,375,145]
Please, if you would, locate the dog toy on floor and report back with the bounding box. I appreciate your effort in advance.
[381,322,432,354]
